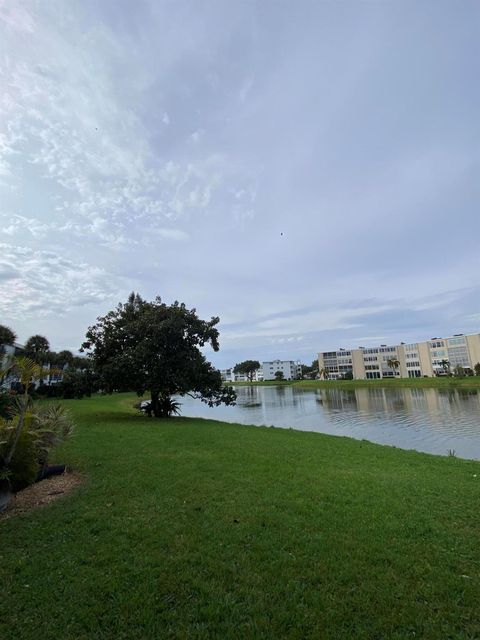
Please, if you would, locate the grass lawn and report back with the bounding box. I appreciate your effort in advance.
[233,376,480,390]
[1,393,480,639]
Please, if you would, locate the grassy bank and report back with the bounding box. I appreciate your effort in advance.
[233,376,480,390]
[1,393,480,639]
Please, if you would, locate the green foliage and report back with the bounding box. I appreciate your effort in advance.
[0,325,16,352]
[386,358,400,370]
[0,402,74,491]
[81,292,236,417]
[155,395,182,418]
[0,391,15,419]
[474,362,480,376]
[29,402,75,469]
[57,350,74,366]
[233,360,261,381]
[342,370,354,380]
[8,427,39,492]
[37,368,99,399]
[440,359,451,374]
[301,360,319,378]
[453,365,466,378]
[274,370,284,380]
[24,335,50,362]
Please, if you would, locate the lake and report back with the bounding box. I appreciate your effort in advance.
[179,385,480,460]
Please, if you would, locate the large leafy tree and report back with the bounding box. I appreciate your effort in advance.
[24,335,50,362]
[233,360,261,382]
[301,359,319,379]
[0,325,17,353]
[81,293,236,417]
[57,350,74,367]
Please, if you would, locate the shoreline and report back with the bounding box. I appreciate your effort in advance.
[229,376,480,390]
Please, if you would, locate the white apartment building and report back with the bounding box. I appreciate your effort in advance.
[262,360,302,381]
[220,360,301,382]
[318,332,480,380]
[220,368,263,383]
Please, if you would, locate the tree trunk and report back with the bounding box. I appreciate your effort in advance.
[151,390,161,417]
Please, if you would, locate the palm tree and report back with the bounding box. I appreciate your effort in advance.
[387,358,400,376]
[0,357,59,470]
[24,335,50,363]
[319,367,329,380]
[0,325,17,354]
[57,350,74,367]
[440,359,450,375]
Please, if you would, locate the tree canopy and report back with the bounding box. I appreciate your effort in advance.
[301,359,319,379]
[81,292,236,417]
[24,335,50,362]
[233,360,261,381]
[0,325,17,352]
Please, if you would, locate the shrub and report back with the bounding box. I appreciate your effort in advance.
[0,391,16,419]
[9,429,39,491]
[30,403,75,472]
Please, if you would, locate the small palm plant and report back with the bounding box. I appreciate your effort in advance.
[440,359,451,375]
[319,367,329,380]
[0,357,60,479]
[30,403,75,476]
[387,358,400,376]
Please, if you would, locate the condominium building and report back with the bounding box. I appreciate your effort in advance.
[262,360,302,381]
[220,360,301,382]
[220,368,264,382]
[318,332,480,380]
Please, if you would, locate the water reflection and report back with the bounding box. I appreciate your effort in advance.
[179,386,480,460]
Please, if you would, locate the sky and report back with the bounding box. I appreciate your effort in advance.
[1,0,480,368]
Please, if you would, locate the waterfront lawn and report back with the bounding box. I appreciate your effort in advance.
[234,376,480,389]
[1,393,480,639]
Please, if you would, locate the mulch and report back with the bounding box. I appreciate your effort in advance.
[0,470,83,521]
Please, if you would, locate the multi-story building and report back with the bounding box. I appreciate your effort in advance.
[262,360,302,381]
[220,368,263,383]
[318,332,480,380]
[220,360,301,382]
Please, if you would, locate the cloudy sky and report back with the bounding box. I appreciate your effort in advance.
[1,1,479,368]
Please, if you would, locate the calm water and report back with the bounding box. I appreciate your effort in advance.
[179,385,480,460]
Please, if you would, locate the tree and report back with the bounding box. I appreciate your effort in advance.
[24,335,50,362]
[57,350,74,367]
[319,367,329,380]
[453,364,465,378]
[81,292,236,418]
[274,370,284,381]
[475,362,480,377]
[439,359,450,375]
[387,358,400,376]
[233,360,261,382]
[0,325,16,353]
[0,357,56,473]
[301,359,319,379]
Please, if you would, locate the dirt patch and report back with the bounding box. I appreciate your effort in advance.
[0,471,83,521]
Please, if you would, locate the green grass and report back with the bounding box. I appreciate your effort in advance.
[1,393,480,639]
[233,376,480,390]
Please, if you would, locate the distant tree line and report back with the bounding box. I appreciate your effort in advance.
[0,324,98,399]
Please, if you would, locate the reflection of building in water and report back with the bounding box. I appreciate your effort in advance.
[319,387,480,420]
[316,389,358,411]
[318,332,480,380]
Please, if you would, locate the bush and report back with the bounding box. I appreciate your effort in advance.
[0,404,75,492]
[9,429,39,492]
[30,403,75,472]
[0,390,16,419]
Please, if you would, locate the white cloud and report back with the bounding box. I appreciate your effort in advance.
[0,243,127,318]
